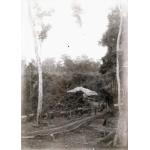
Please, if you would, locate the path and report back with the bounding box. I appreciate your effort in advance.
[22,112,106,139]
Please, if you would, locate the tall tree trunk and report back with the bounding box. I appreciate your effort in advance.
[27,0,43,125]
[35,40,43,125]
[113,7,123,146]
[116,10,123,112]
[113,5,128,146]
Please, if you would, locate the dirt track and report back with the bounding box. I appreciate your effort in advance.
[22,113,105,139]
[22,112,127,150]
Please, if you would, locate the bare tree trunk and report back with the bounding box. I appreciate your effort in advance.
[116,11,123,112]
[35,40,43,125]
[113,5,128,146]
[113,7,123,146]
[27,0,43,125]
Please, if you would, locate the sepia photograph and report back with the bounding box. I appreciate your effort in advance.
[21,0,128,149]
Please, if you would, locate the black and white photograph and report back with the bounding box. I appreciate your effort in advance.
[21,0,128,149]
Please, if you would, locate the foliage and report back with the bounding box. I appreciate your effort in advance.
[22,60,38,115]
[22,57,101,115]
[38,24,51,41]
[22,9,121,115]
[99,7,120,75]
[98,7,121,105]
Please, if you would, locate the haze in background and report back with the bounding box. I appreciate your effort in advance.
[22,0,120,63]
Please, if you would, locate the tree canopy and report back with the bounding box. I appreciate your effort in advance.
[99,7,120,75]
[98,7,121,105]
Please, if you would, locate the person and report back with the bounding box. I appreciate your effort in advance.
[94,107,97,115]
[103,118,107,126]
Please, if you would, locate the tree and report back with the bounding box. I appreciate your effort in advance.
[42,58,56,74]
[72,3,82,27]
[99,6,128,147]
[27,0,53,125]
[99,7,121,108]
[113,7,128,146]
[99,7,120,75]
[22,60,38,115]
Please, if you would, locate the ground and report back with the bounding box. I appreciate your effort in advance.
[22,112,127,150]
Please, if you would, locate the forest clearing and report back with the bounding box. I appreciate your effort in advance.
[22,110,124,150]
[22,0,128,149]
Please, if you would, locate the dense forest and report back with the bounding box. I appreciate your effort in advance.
[22,56,102,115]
[22,8,120,117]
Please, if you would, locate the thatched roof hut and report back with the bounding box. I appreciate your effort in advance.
[67,86,98,97]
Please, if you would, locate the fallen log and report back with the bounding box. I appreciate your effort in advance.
[22,112,106,139]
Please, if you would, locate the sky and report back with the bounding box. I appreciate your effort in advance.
[22,0,121,63]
